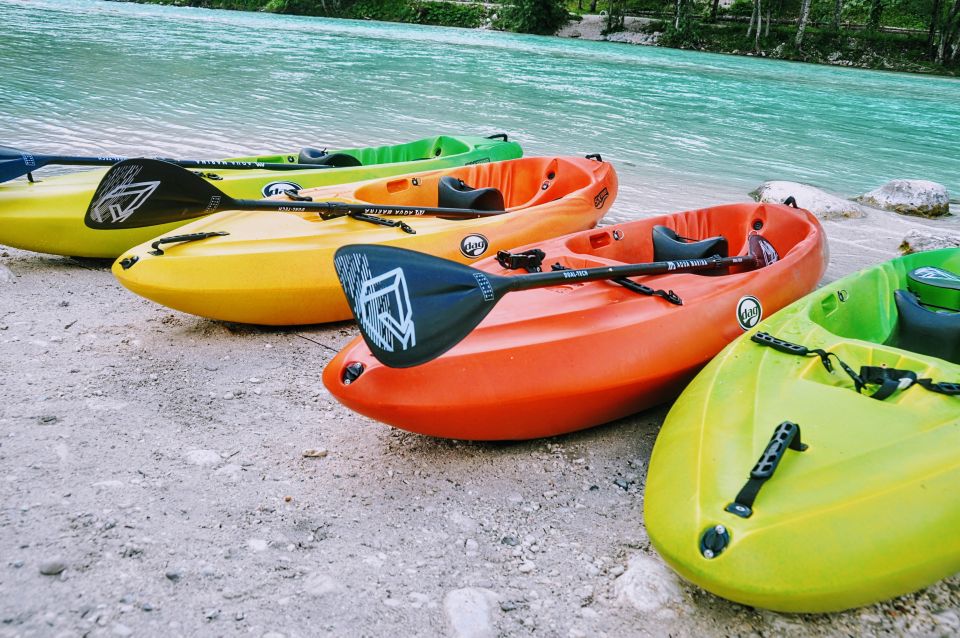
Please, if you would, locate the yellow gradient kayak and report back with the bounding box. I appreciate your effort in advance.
[0,135,520,257]
[645,248,960,612]
[113,156,618,325]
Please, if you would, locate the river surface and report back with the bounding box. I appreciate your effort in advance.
[2,0,959,220]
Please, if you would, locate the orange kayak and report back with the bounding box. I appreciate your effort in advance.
[323,202,828,440]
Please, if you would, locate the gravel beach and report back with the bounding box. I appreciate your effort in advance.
[1,199,958,636]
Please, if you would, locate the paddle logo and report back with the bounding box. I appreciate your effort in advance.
[262,181,303,197]
[736,295,763,330]
[334,253,416,353]
[460,234,488,259]
[87,164,161,225]
[912,266,960,284]
[594,187,609,209]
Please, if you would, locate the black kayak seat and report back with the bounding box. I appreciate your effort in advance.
[652,225,728,262]
[297,147,363,167]
[893,289,960,364]
[438,176,505,212]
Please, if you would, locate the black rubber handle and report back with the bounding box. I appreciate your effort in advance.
[750,421,807,479]
[752,331,809,356]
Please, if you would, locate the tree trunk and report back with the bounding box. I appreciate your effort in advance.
[755,0,763,49]
[833,0,842,29]
[765,2,772,36]
[589,0,598,12]
[937,0,960,62]
[747,0,758,38]
[710,0,721,22]
[795,0,812,48]
[868,0,884,30]
[928,0,942,49]
[675,0,687,30]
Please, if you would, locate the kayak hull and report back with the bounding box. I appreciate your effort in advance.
[113,156,617,325]
[324,202,827,439]
[0,135,520,258]
[644,248,960,613]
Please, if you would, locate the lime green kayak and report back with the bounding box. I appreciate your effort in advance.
[0,134,521,258]
[645,248,960,612]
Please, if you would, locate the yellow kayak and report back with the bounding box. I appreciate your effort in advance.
[0,135,520,258]
[113,156,618,325]
[645,248,960,612]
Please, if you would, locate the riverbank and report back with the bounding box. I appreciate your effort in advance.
[563,14,952,76]
[119,0,957,76]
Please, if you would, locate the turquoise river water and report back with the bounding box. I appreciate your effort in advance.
[1,0,959,221]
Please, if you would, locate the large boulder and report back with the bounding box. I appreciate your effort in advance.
[750,181,869,220]
[899,230,960,255]
[855,180,950,218]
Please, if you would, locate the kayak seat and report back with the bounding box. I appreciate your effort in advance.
[438,176,505,212]
[652,225,728,261]
[298,147,363,167]
[893,289,960,364]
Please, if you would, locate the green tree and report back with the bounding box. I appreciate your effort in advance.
[498,0,570,34]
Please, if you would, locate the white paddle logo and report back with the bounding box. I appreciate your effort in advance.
[736,295,762,330]
[335,253,416,352]
[913,266,960,283]
[88,164,160,224]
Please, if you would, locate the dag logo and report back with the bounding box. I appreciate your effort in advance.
[594,187,610,209]
[736,295,763,330]
[460,234,489,259]
[262,181,303,197]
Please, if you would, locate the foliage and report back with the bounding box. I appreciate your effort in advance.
[128,0,960,72]
[497,0,571,34]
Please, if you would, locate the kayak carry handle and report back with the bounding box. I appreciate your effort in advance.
[485,133,509,142]
[148,231,229,256]
[725,421,807,519]
[752,331,810,357]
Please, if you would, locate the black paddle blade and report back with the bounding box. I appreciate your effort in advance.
[0,146,52,183]
[334,245,511,368]
[84,158,232,230]
[747,234,779,267]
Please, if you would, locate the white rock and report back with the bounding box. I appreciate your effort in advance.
[856,179,950,217]
[899,229,960,255]
[247,538,268,552]
[302,572,342,597]
[0,264,14,283]
[614,553,686,617]
[444,588,498,638]
[214,464,242,481]
[183,449,220,467]
[750,181,869,220]
[448,512,477,532]
[605,31,660,46]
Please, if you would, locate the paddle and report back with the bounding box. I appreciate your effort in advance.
[83,158,504,230]
[0,145,341,184]
[333,235,781,368]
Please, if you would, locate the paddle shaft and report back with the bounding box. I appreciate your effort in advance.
[25,153,332,172]
[506,254,757,292]
[229,198,504,219]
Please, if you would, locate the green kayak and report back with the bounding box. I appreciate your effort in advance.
[0,134,521,258]
[645,248,960,612]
